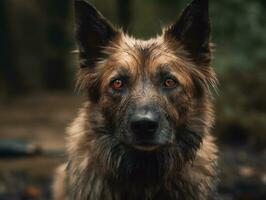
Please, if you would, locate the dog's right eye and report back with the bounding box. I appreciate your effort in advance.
[111,79,124,90]
[163,78,178,89]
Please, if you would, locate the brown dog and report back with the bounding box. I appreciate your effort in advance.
[53,0,219,199]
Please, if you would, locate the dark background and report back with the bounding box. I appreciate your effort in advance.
[0,0,265,199]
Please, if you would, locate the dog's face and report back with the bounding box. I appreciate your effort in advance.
[75,0,216,180]
[94,39,204,151]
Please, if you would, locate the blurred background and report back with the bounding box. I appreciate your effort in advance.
[0,0,265,199]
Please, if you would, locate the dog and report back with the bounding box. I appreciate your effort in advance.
[53,0,219,199]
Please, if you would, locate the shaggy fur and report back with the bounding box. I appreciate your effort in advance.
[53,0,219,199]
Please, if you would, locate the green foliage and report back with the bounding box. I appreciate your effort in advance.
[211,0,266,71]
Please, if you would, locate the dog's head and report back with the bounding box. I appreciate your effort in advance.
[75,0,217,181]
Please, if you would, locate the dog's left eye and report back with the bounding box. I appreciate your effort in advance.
[163,78,178,88]
[111,79,124,90]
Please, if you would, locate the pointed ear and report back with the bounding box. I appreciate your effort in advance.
[164,0,211,65]
[75,0,120,68]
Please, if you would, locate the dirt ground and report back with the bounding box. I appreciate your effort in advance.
[0,94,265,200]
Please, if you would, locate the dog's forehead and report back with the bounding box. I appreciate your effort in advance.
[122,36,166,56]
[107,35,179,71]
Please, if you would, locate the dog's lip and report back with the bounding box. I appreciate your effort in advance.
[133,145,160,151]
[132,142,161,151]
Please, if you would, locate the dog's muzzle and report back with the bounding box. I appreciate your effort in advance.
[127,104,166,151]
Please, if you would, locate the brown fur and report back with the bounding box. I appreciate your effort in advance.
[53,0,219,199]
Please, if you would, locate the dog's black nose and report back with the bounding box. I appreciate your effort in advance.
[130,113,159,138]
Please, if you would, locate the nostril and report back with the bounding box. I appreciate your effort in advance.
[131,119,159,134]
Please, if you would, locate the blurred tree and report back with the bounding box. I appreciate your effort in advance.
[210,0,266,71]
[43,0,71,90]
[117,0,132,32]
[0,0,25,98]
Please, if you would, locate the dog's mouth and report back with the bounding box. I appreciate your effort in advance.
[123,135,172,152]
[133,142,161,151]
[119,128,173,152]
[118,121,173,152]
[120,139,163,152]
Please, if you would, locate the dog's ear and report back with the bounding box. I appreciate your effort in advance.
[75,0,120,68]
[164,0,211,65]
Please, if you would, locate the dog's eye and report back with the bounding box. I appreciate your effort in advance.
[163,78,178,88]
[111,79,124,90]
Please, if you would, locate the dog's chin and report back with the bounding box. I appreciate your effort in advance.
[113,143,170,184]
